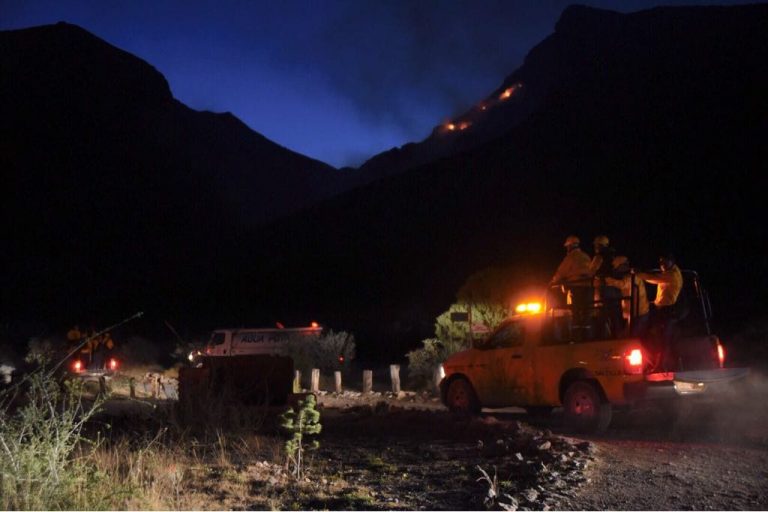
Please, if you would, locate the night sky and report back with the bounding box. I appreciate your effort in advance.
[0,0,750,168]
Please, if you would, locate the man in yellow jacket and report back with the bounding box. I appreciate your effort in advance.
[637,255,684,368]
[550,236,592,315]
[637,255,683,313]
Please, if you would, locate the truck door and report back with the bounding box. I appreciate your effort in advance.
[478,319,531,407]
[206,331,228,356]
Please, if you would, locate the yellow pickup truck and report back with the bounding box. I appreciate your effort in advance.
[439,270,748,432]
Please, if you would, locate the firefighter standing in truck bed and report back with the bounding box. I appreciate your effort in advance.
[550,235,592,310]
[637,254,683,369]
[637,254,683,335]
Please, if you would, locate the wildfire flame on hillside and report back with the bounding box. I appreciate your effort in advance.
[444,121,472,133]
[499,83,522,100]
[439,82,524,136]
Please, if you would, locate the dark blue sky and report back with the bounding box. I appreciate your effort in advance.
[0,0,749,167]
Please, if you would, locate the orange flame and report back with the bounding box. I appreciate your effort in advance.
[445,123,456,131]
[458,122,471,131]
[499,83,522,100]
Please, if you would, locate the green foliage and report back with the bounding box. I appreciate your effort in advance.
[405,338,456,388]
[457,267,514,333]
[279,394,322,479]
[407,301,505,388]
[434,304,472,345]
[407,265,537,388]
[284,330,355,376]
[0,368,109,510]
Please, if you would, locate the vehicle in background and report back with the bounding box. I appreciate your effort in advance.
[179,323,322,411]
[202,323,323,357]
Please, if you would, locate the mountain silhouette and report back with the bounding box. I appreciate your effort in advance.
[0,22,348,330]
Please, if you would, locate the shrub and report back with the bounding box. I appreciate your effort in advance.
[0,368,109,510]
[279,394,321,479]
[406,337,465,388]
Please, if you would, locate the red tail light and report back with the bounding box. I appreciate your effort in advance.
[108,358,118,371]
[624,348,643,374]
[716,343,725,368]
[338,354,345,364]
[72,360,83,372]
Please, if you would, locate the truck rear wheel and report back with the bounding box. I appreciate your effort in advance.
[563,381,612,433]
[446,377,481,415]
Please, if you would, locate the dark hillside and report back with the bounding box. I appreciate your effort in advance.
[0,22,344,328]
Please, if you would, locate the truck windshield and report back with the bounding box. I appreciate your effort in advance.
[209,333,225,346]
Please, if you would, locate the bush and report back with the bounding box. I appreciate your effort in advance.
[0,368,109,510]
[284,330,355,375]
[406,337,464,389]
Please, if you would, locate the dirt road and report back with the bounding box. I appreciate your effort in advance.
[512,383,768,511]
[555,405,768,511]
[317,378,768,511]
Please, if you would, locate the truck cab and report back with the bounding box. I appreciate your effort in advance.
[440,271,748,432]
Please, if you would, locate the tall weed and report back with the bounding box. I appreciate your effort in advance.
[0,370,108,510]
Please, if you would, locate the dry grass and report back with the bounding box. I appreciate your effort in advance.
[84,427,290,510]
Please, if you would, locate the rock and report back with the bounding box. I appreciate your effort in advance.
[499,494,519,511]
[538,441,552,451]
[515,452,525,461]
[523,488,539,502]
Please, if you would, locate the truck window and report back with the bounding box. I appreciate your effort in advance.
[210,332,226,346]
[486,321,523,348]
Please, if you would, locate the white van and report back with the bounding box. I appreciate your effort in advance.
[203,324,322,357]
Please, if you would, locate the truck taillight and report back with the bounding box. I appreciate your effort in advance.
[72,360,83,372]
[624,348,643,374]
[717,343,725,368]
[108,358,118,371]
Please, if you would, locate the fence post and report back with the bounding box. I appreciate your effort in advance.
[363,370,373,394]
[390,364,401,394]
[311,369,320,393]
[99,375,108,397]
[129,377,136,398]
[334,371,342,393]
[433,366,443,393]
[293,370,302,393]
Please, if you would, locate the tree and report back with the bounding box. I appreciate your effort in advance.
[279,394,322,479]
